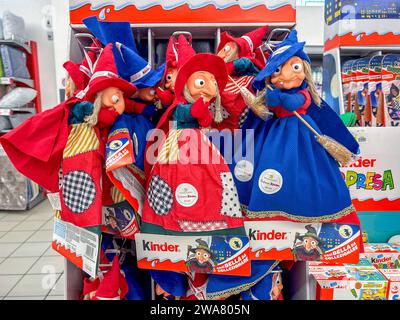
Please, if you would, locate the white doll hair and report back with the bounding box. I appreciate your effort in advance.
[183,82,223,123]
[303,60,321,107]
[84,91,102,126]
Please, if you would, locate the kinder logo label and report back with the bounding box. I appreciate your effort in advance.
[248,228,288,241]
[341,158,395,192]
[371,256,392,264]
[142,240,180,253]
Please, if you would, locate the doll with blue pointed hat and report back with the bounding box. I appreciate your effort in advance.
[115,42,166,122]
[244,30,362,230]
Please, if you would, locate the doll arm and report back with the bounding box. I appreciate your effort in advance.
[227,57,260,77]
[124,99,146,114]
[68,101,94,125]
[279,90,311,112]
[190,98,212,127]
[156,87,174,106]
[266,88,282,107]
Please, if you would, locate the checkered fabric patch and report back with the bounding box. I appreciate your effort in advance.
[178,220,228,232]
[238,107,250,128]
[210,103,230,120]
[147,175,173,215]
[62,170,96,213]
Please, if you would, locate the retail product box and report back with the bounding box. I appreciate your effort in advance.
[324,0,400,51]
[368,55,385,127]
[354,58,372,127]
[381,54,400,127]
[379,269,400,300]
[342,59,356,115]
[341,127,400,212]
[363,243,400,269]
[135,233,251,276]
[313,265,388,300]
[245,221,361,263]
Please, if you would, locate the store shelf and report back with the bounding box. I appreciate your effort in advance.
[0,77,35,88]
[0,37,31,54]
[0,107,36,116]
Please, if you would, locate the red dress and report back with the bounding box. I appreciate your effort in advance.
[142,99,245,234]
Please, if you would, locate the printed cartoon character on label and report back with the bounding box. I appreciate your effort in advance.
[387,84,400,120]
[292,225,323,261]
[186,239,216,274]
[245,30,362,236]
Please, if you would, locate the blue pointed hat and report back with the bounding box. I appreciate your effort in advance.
[83,16,139,82]
[253,30,311,91]
[115,42,165,89]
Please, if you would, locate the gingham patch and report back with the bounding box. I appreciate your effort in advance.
[210,103,230,120]
[178,220,228,232]
[238,107,250,127]
[62,170,96,213]
[220,172,242,218]
[147,175,173,215]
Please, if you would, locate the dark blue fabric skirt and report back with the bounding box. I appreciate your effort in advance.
[247,114,353,221]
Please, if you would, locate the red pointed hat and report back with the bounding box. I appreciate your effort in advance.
[217,25,269,58]
[165,36,178,69]
[92,256,129,300]
[84,43,136,102]
[162,35,196,83]
[174,52,227,101]
[63,43,98,91]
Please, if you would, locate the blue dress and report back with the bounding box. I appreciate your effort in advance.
[246,82,355,222]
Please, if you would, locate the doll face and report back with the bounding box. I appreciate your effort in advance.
[217,41,239,62]
[135,87,157,103]
[165,67,178,92]
[65,77,74,99]
[303,236,318,251]
[195,249,211,264]
[186,71,218,102]
[271,56,306,90]
[101,87,125,114]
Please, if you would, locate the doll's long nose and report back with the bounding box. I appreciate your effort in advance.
[280,64,293,79]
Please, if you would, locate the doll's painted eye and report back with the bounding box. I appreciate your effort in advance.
[273,66,281,76]
[166,74,173,81]
[196,251,201,257]
[311,240,316,246]
[203,253,210,259]
[194,79,206,88]
[292,63,303,72]
[224,45,231,52]
[111,94,120,104]
[149,89,156,96]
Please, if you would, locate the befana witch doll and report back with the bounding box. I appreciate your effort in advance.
[247,30,362,227]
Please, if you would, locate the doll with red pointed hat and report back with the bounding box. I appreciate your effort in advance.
[155,33,196,111]
[59,43,136,228]
[140,49,248,300]
[212,26,269,131]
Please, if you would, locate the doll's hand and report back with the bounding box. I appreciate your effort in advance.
[279,92,306,112]
[155,87,174,106]
[191,98,212,127]
[266,88,282,107]
[142,104,157,118]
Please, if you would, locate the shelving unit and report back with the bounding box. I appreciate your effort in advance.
[0,36,44,210]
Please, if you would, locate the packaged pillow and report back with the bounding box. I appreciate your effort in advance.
[0,18,4,40]
[0,45,30,79]
[0,115,12,130]
[2,11,25,40]
[0,87,37,109]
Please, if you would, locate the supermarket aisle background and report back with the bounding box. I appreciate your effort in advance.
[0,201,64,300]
